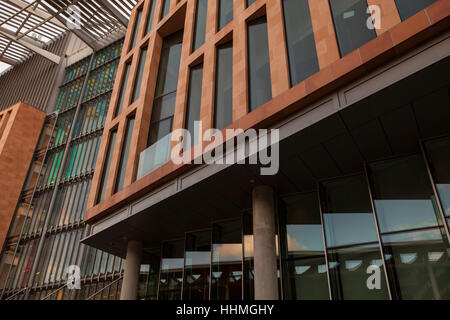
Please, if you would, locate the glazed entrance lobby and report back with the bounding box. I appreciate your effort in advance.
[83,53,450,300]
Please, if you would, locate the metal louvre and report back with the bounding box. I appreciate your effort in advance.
[0,0,137,65]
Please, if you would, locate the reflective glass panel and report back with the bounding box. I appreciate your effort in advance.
[247,16,272,111]
[183,231,211,300]
[214,42,233,130]
[394,0,437,21]
[130,9,143,49]
[218,0,233,31]
[97,131,116,203]
[368,154,450,300]
[424,136,450,227]
[114,118,135,193]
[193,0,208,51]
[161,0,170,19]
[329,0,377,57]
[115,63,131,116]
[132,48,147,103]
[282,0,319,86]
[148,31,183,147]
[159,240,184,300]
[146,0,157,33]
[185,64,203,149]
[211,219,242,300]
[279,192,330,300]
[320,175,389,300]
[138,248,160,300]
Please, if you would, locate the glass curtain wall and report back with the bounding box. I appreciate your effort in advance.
[0,40,126,300]
[279,150,450,300]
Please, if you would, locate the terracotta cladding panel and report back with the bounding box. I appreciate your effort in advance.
[0,103,45,249]
[85,0,450,223]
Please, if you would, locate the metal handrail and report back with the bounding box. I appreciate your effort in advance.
[86,276,123,300]
[5,287,28,300]
[41,283,68,300]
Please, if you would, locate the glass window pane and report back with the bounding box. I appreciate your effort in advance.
[193,0,208,51]
[424,136,450,226]
[248,16,272,111]
[329,0,377,57]
[148,31,183,147]
[218,0,233,31]
[320,175,389,300]
[159,240,184,300]
[211,219,242,300]
[368,154,450,300]
[214,42,233,130]
[282,0,319,86]
[247,0,256,7]
[139,248,160,300]
[146,0,157,33]
[185,64,203,149]
[161,0,170,19]
[114,118,135,193]
[130,9,143,49]
[183,231,211,300]
[132,48,147,103]
[279,192,330,300]
[97,131,117,203]
[394,0,437,21]
[115,63,131,117]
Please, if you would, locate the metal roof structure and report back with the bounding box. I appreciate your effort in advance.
[0,0,137,66]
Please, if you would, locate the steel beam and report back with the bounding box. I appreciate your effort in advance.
[0,29,61,64]
[97,0,129,27]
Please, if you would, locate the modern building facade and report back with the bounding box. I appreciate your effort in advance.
[82,0,450,301]
[0,0,449,301]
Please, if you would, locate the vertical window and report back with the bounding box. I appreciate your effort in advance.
[247,0,256,7]
[329,0,377,57]
[283,0,319,86]
[161,0,171,19]
[320,175,389,300]
[130,9,143,50]
[114,118,135,193]
[211,219,242,300]
[185,64,203,149]
[138,248,161,300]
[115,63,131,117]
[158,240,184,300]
[279,192,330,300]
[214,42,233,130]
[146,0,157,34]
[242,212,255,300]
[395,0,437,21]
[148,31,183,147]
[425,136,450,229]
[368,154,450,300]
[132,48,147,103]
[248,16,272,112]
[97,131,117,203]
[183,231,211,300]
[193,0,208,51]
[218,0,233,31]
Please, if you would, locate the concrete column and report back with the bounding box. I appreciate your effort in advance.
[252,185,279,300]
[120,240,143,300]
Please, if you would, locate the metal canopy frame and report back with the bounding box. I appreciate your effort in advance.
[0,0,137,65]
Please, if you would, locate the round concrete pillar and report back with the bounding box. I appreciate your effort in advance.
[252,185,279,300]
[120,240,143,300]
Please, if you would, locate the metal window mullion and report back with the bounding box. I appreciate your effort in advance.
[316,183,333,301]
[363,162,393,300]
